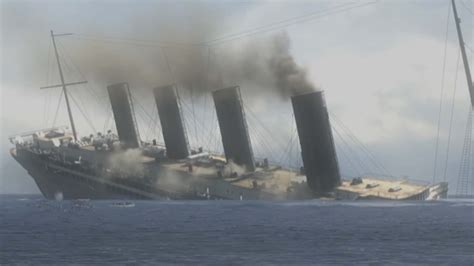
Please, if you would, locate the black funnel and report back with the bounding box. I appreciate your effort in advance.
[213,86,255,171]
[107,82,141,149]
[291,91,340,194]
[153,85,189,159]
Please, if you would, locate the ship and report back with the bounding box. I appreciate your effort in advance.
[9,82,448,201]
[8,40,449,201]
[16,0,474,201]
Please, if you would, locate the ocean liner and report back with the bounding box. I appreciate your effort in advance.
[10,80,448,200]
[16,0,474,201]
[9,28,449,201]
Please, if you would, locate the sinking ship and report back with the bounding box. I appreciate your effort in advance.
[9,32,448,201]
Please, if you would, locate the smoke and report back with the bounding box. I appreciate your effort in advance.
[221,160,246,177]
[107,148,144,177]
[200,32,317,98]
[267,34,316,96]
[62,5,316,99]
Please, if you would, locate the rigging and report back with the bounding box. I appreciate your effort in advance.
[68,1,380,49]
[433,1,452,184]
[442,51,461,182]
[451,0,473,196]
[41,30,88,141]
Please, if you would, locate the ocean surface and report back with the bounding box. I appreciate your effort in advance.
[0,195,473,265]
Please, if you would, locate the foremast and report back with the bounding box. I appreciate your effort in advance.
[40,30,88,141]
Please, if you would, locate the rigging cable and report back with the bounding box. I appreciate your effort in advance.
[57,41,117,136]
[443,51,462,182]
[333,136,361,177]
[290,125,304,170]
[243,103,287,162]
[130,94,159,126]
[247,115,278,162]
[335,142,360,178]
[57,41,111,115]
[203,48,225,152]
[277,114,297,167]
[134,101,153,141]
[68,92,97,133]
[68,1,379,49]
[433,1,452,184]
[57,44,98,133]
[145,106,159,141]
[244,102,288,151]
[466,44,474,54]
[59,0,377,152]
[329,119,373,175]
[204,107,218,150]
[202,1,379,45]
[211,116,223,153]
[202,1,357,44]
[160,47,199,148]
[190,86,199,146]
[51,90,64,128]
[456,107,473,195]
[72,34,205,48]
[180,91,224,151]
[159,47,201,148]
[245,116,274,161]
[199,47,213,145]
[460,0,474,16]
[179,93,204,148]
[43,40,52,126]
[331,125,365,176]
[102,111,113,134]
[329,112,392,177]
[280,113,302,169]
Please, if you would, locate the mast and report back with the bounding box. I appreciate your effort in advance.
[452,0,473,107]
[50,30,78,141]
[452,0,473,196]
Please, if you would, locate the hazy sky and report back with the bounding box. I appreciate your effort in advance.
[1,0,473,194]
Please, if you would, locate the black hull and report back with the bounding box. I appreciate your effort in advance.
[11,148,169,200]
[11,148,444,201]
[10,148,290,201]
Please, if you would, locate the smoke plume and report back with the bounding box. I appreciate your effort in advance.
[62,6,316,99]
[267,34,316,97]
[107,149,144,177]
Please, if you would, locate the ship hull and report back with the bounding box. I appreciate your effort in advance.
[11,148,446,201]
[11,148,165,200]
[10,148,278,200]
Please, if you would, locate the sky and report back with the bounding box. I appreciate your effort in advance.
[1,0,473,194]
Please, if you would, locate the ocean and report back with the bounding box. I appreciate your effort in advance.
[0,195,473,265]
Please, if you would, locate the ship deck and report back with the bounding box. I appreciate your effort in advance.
[12,141,435,200]
[161,158,307,195]
[336,177,427,200]
[230,169,306,194]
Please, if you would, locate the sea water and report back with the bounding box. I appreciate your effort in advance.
[0,195,473,265]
